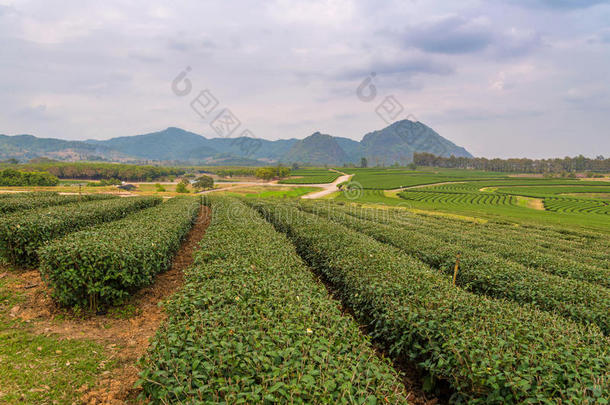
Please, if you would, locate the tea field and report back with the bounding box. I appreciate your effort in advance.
[1,174,609,403]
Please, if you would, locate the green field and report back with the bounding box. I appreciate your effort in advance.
[3,168,609,403]
[327,168,610,232]
[278,169,341,184]
[341,167,509,189]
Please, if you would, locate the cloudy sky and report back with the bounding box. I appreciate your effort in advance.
[1,0,609,158]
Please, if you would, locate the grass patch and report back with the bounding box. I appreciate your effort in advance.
[515,196,545,210]
[0,277,110,404]
[219,186,321,198]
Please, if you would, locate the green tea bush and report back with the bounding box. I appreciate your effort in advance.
[384,207,610,285]
[297,202,610,333]
[39,197,200,310]
[251,200,609,403]
[0,192,116,214]
[0,196,160,267]
[139,197,409,403]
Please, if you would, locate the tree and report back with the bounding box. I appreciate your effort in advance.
[155,183,166,192]
[175,182,189,193]
[360,157,368,168]
[292,162,299,170]
[193,175,214,189]
[407,162,417,170]
[255,167,290,181]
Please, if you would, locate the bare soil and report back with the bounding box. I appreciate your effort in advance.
[6,206,211,405]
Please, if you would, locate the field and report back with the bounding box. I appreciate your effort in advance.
[278,168,342,184]
[1,166,609,403]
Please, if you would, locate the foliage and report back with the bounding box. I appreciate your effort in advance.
[255,166,290,180]
[278,169,341,184]
[154,183,166,192]
[0,192,116,215]
[85,178,121,187]
[138,197,408,403]
[175,182,189,193]
[0,169,59,186]
[192,175,214,189]
[39,197,200,310]
[414,152,610,173]
[8,162,185,181]
[297,201,610,333]
[250,200,610,403]
[399,190,516,206]
[0,196,160,267]
[206,167,258,178]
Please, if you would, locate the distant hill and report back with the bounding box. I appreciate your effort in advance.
[1,120,472,165]
[0,134,131,162]
[283,132,349,165]
[86,127,216,161]
[360,120,472,165]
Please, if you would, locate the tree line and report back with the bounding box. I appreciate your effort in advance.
[4,162,186,181]
[413,153,610,174]
[0,169,59,186]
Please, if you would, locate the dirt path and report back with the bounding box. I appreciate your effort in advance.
[6,207,211,405]
[301,173,352,199]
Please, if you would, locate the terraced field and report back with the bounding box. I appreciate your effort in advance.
[544,196,610,215]
[398,190,516,207]
[278,169,341,184]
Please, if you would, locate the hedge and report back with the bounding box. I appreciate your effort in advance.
[0,192,116,214]
[251,200,609,404]
[39,197,200,310]
[138,196,409,403]
[0,196,160,267]
[296,201,610,333]
[368,205,610,285]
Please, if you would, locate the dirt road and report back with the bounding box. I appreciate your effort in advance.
[301,174,352,199]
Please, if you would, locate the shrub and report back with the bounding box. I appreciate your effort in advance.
[0,196,160,267]
[138,197,409,403]
[0,168,59,186]
[297,201,610,333]
[175,182,189,193]
[0,192,116,215]
[39,197,200,310]
[250,200,610,403]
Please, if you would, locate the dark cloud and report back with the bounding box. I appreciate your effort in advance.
[405,16,493,54]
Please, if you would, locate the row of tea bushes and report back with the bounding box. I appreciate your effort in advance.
[296,202,610,333]
[139,197,409,403]
[39,197,201,310]
[251,200,609,403]
[0,196,161,267]
[377,206,610,283]
[0,191,116,214]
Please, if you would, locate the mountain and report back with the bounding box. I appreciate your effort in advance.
[86,127,217,161]
[1,120,472,165]
[283,132,349,165]
[0,134,131,161]
[360,120,472,165]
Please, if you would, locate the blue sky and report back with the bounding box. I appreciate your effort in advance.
[0,0,609,158]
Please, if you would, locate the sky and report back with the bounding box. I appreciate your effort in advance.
[0,0,609,158]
